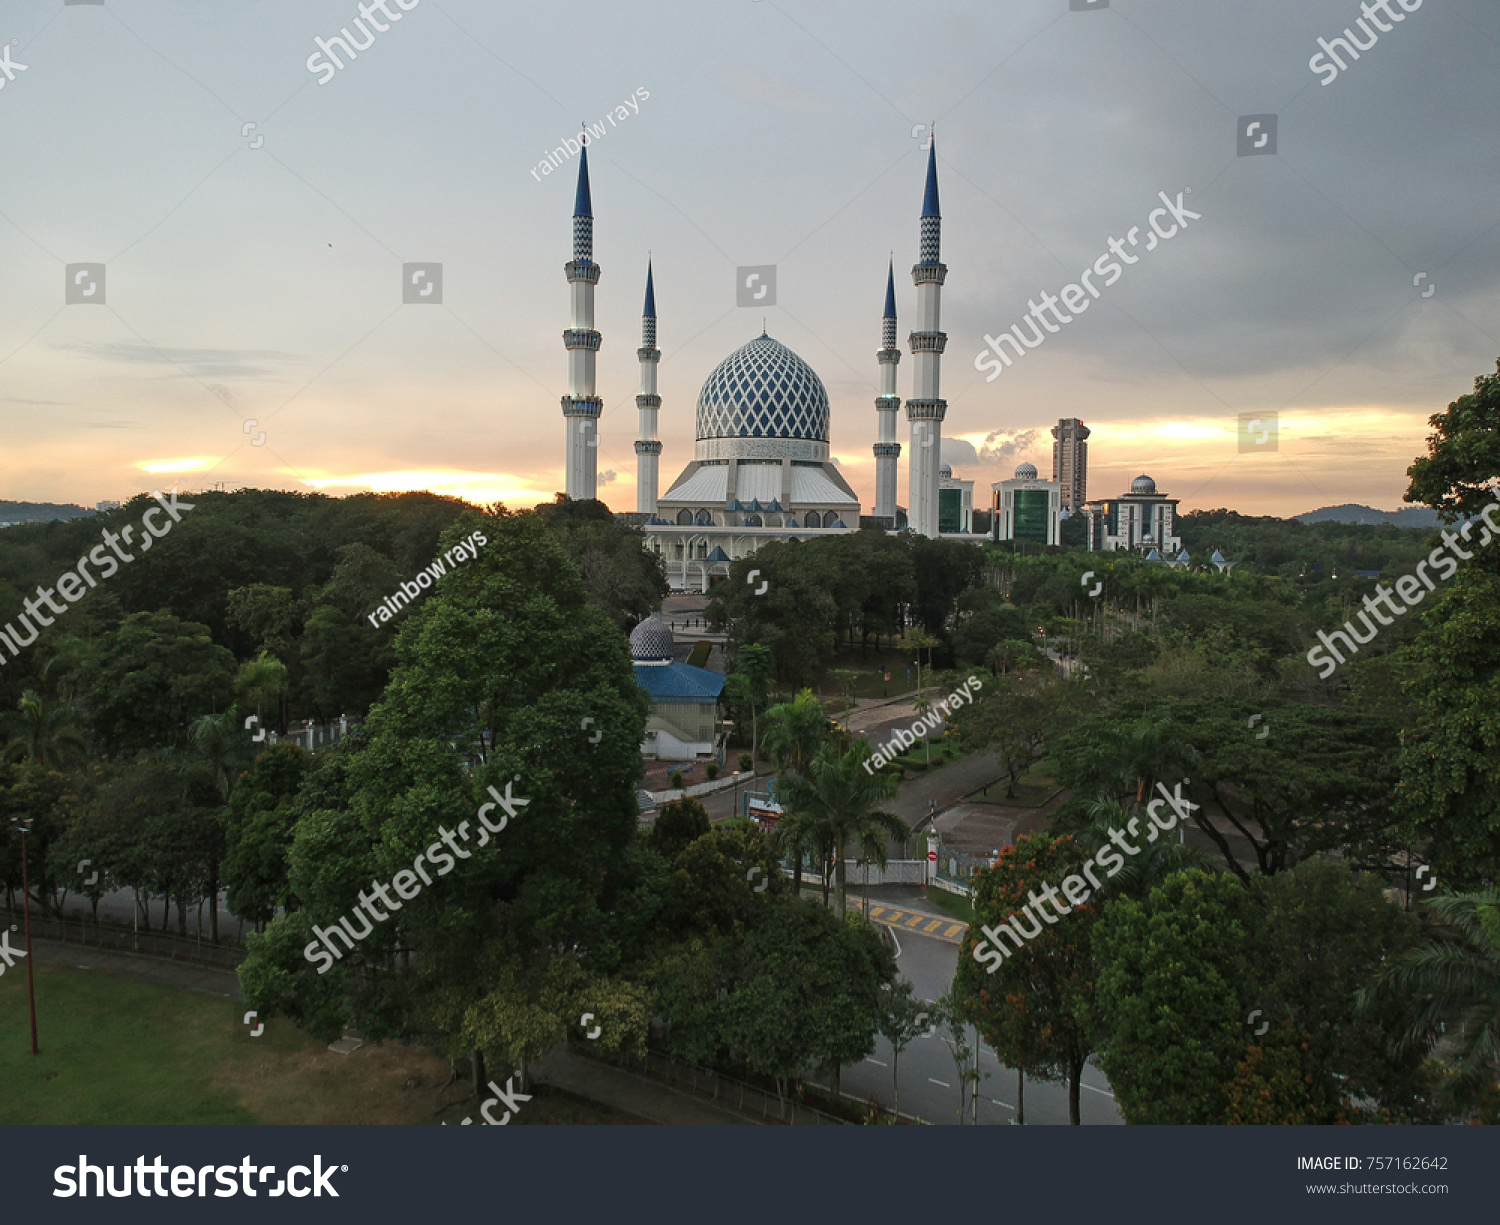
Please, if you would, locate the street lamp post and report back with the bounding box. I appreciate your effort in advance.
[12,816,40,1055]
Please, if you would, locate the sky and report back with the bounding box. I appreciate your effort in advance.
[1,0,1497,518]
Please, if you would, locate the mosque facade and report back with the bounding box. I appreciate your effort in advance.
[559,141,955,589]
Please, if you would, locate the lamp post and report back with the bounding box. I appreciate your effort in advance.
[12,815,40,1055]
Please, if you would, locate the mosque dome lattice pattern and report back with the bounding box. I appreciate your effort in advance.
[695,335,830,443]
[629,616,675,662]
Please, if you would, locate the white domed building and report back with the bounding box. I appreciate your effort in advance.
[645,331,862,588]
[992,461,1062,546]
[556,141,966,588]
[1081,474,1182,554]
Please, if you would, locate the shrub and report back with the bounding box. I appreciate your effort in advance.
[670,770,684,789]
[705,762,720,781]
[738,753,754,773]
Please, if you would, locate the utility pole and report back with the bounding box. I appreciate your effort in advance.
[13,816,39,1055]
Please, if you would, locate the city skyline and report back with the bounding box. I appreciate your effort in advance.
[1,0,1494,518]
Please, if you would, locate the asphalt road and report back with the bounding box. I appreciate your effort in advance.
[840,919,1123,1126]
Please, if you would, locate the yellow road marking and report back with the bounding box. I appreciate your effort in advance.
[945,924,963,938]
[868,906,885,918]
[885,911,904,923]
[905,916,924,928]
[924,919,943,933]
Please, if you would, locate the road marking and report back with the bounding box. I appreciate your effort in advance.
[928,1078,950,1088]
[944,924,963,938]
[989,1098,1015,1110]
[904,916,924,928]
[865,1058,888,1067]
[924,919,943,932]
[1081,1083,1115,1098]
[885,911,904,923]
[868,906,885,918]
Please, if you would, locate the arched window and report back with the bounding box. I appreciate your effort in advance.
[695,509,713,526]
[744,514,763,527]
[676,509,693,526]
[805,511,823,528]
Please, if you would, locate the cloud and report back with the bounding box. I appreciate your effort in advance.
[941,437,979,466]
[598,469,619,486]
[980,428,1041,464]
[57,343,299,380]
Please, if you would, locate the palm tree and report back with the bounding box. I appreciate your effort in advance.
[1,690,86,768]
[1360,890,1500,1113]
[180,710,255,942]
[1068,798,1211,898]
[776,740,905,917]
[912,696,932,764]
[234,650,287,735]
[763,689,831,898]
[1082,714,1200,806]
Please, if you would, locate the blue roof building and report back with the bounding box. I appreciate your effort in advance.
[630,615,725,760]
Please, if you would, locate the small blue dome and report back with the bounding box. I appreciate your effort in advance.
[1130,474,1157,496]
[629,616,674,662]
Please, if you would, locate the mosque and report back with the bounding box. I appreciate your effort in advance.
[558,140,958,589]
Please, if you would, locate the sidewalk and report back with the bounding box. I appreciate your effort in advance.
[28,936,244,998]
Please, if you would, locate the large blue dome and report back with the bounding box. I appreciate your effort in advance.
[696,335,830,443]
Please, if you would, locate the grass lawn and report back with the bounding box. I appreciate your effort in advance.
[922,888,977,925]
[0,962,643,1125]
[968,771,1061,808]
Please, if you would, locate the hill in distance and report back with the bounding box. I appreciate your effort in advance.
[1295,503,1439,529]
[0,501,97,525]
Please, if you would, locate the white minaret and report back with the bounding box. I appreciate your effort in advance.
[906,142,947,537]
[634,260,662,515]
[562,142,601,501]
[874,260,902,526]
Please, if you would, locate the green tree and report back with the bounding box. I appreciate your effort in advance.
[648,796,711,861]
[952,672,1060,798]
[68,611,236,754]
[722,642,774,759]
[1092,870,1252,1124]
[954,831,1100,1123]
[239,509,653,1067]
[877,978,930,1119]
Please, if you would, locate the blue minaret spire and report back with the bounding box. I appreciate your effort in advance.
[573,138,594,263]
[919,139,941,263]
[635,258,663,514]
[873,256,903,525]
